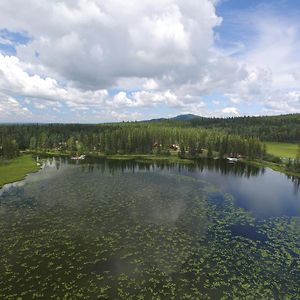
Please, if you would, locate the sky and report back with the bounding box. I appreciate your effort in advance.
[0,0,300,123]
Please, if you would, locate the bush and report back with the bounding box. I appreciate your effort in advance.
[263,153,282,163]
[160,150,171,156]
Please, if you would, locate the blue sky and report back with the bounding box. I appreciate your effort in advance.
[0,0,300,122]
[216,0,300,48]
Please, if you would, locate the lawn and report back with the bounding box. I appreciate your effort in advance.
[0,155,39,188]
[266,142,299,159]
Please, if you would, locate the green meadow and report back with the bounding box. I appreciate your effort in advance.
[0,155,39,188]
[266,142,299,159]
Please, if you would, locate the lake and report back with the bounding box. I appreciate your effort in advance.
[0,157,299,299]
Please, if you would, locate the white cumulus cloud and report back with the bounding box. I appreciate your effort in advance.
[222,106,239,115]
[0,0,299,121]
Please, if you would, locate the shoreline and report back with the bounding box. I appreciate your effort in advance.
[243,159,300,178]
[44,151,300,178]
[29,150,300,177]
[1,152,299,190]
[25,150,196,164]
[26,150,300,177]
[0,155,40,188]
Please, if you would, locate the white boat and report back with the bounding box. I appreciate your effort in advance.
[71,155,86,160]
[227,157,238,162]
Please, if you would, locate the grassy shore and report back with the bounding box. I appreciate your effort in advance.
[256,142,300,177]
[105,154,195,164]
[266,142,298,159]
[0,155,40,188]
[25,149,196,164]
[25,149,300,178]
[244,159,300,177]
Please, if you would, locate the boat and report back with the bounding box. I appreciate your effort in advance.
[71,155,86,160]
[227,157,238,162]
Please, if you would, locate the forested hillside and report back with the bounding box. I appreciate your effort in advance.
[0,123,264,160]
[1,114,299,162]
[187,114,300,142]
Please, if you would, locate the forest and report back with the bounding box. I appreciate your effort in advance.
[0,122,264,160]
[149,113,300,142]
[1,113,300,173]
[186,113,300,143]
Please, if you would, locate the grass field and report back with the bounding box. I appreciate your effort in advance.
[266,142,299,159]
[0,155,39,188]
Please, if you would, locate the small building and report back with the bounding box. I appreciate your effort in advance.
[170,144,179,151]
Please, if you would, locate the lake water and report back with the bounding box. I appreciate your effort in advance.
[0,157,299,299]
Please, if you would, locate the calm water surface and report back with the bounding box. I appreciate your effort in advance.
[0,157,299,299]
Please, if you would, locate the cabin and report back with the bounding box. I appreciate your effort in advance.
[153,142,162,148]
[170,144,179,151]
[229,153,243,159]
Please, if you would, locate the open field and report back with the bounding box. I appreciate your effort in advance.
[0,155,39,188]
[266,142,299,159]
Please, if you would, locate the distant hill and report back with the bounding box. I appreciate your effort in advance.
[149,114,201,122]
[147,113,300,142]
[171,114,201,121]
[186,113,300,143]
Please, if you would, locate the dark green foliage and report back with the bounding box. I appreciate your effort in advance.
[0,122,265,160]
[0,135,19,159]
[285,144,300,172]
[207,144,213,158]
[188,113,300,143]
[263,153,282,164]
[178,143,185,159]
[1,113,299,161]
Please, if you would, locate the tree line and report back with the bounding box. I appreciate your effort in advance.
[187,114,300,143]
[286,145,300,173]
[0,123,265,160]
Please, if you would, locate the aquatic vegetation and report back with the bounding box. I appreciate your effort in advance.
[0,159,299,299]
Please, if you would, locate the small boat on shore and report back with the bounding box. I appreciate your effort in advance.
[227,157,238,162]
[71,155,86,160]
